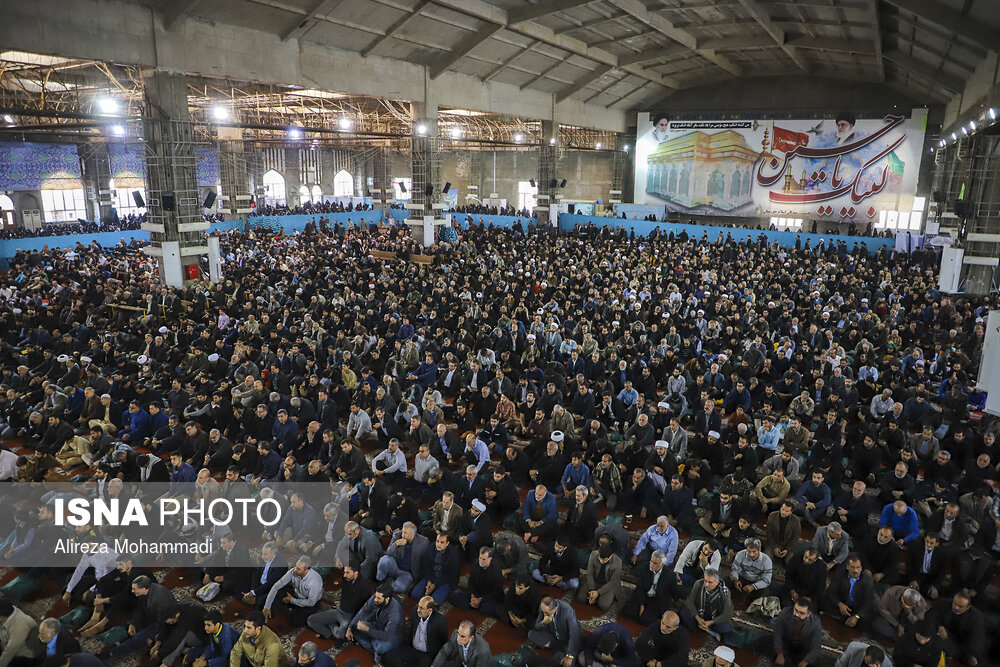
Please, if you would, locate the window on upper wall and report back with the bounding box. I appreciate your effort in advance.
[0,194,14,229]
[262,170,286,206]
[333,170,354,198]
[517,180,538,212]
[770,216,802,231]
[112,188,146,217]
[311,185,323,203]
[41,189,87,223]
[394,178,412,201]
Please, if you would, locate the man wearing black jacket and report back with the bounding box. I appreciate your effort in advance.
[774,547,827,609]
[353,470,388,530]
[498,573,541,629]
[382,596,449,667]
[204,533,252,595]
[860,525,900,587]
[699,490,744,539]
[107,575,177,658]
[152,602,207,667]
[623,551,674,625]
[448,547,504,617]
[937,591,985,666]
[822,556,875,631]
[306,560,372,645]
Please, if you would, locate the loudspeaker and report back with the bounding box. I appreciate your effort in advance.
[424,183,434,197]
[530,179,536,188]
[549,179,558,188]
[398,181,407,193]
[933,190,945,204]
[203,191,217,209]
[442,182,451,193]
[954,199,966,217]
[560,179,567,188]
[131,190,145,208]
[162,192,176,211]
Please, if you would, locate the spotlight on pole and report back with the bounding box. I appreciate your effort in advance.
[97,97,120,114]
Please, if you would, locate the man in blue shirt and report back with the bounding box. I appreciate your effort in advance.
[877,500,921,545]
[168,451,196,496]
[793,471,832,525]
[632,516,679,568]
[560,452,591,499]
[192,609,238,667]
[756,416,781,456]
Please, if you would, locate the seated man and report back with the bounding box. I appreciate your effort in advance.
[623,550,673,626]
[753,468,790,517]
[771,600,822,666]
[561,485,598,545]
[791,471,832,526]
[528,597,582,666]
[936,591,985,667]
[347,584,405,664]
[631,515,679,569]
[381,596,449,667]
[532,533,580,591]
[810,521,850,571]
[579,622,636,667]
[680,568,734,641]
[661,474,696,533]
[230,611,284,667]
[203,533,252,596]
[426,492,463,542]
[671,538,721,600]
[519,484,558,545]
[636,611,689,667]
[411,532,460,605]
[772,547,826,609]
[822,555,874,631]
[765,501,802,565]
[698,489,744,540]
[905,533,945,600]
[431,619,491,667]
[376,521,431,595]
[830,480,873,538]
[877,500,921,546]
[191,609,239,667]
[306,559,371,645]
[873,585,928,639]
[730,538,773,599]
[262,556,323,627]
[577,539,622,612]
[449,547,504,617]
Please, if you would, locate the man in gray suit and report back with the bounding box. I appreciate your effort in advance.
[376,521,431,594]
[835,642,891,667]
[431,620,491,667]
[528,597,582,666]
[337,521,385,580]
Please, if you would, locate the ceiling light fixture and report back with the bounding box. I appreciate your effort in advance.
[211,105,228,121]
[450,126,462,138]
[514,133,523,142]
[288,127,303,139]
[595,142,602,149]
[97,97,119,114]
[969,120,976,131]
[339,117,352,130]
[111,124,125,136]
[623,144,630,152]
[416,123,427,135]
[549,137,556,145]
[3,114,14,125]
[990,108,997,120]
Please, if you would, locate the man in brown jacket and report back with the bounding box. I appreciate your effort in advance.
[765,501,801,564]
[754,469,790,516]
[230,611,283,667]
[427,492,464,541]
[577,540,622,611]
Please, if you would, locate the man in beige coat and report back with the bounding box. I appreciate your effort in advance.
[0,601,42,667]
[230,611,283,667]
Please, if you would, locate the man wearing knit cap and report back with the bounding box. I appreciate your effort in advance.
[701,645,738,667]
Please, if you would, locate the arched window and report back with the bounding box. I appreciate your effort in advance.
[742,171,752,196]
[668,168,679,194]
[333,170,354,197]
[262,170,286,206]
[679,168,691,195]
[0,194,14,229]
[298,185,310,204]
[707,169,724,200]
[730,171,742,199]
[311,185,323,203]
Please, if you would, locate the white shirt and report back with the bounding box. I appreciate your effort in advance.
[0,450,18,481]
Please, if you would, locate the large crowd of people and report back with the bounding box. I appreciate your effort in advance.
[249,201,385,218]
[0,217,997,667]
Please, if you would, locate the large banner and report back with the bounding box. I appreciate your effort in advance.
[634,110,927,222]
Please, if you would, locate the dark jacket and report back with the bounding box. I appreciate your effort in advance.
[773,606,823,664]
[402,608,448,658]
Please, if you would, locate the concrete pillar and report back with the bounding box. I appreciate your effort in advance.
[537,119,558,226]
[140,70,208,287]
[284,148,301,207]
